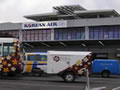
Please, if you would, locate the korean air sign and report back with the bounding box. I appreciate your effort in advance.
[22,21,67,29]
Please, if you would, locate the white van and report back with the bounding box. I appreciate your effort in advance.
[47,51,93,82]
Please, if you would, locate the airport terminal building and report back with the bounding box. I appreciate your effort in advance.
[1,5,120,59]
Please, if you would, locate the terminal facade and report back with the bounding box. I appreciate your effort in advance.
[0,5,120,59]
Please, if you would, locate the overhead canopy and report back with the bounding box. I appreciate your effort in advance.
[23,39,120,48]
[24,5,120,21]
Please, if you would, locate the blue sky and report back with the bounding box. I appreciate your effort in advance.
[0,0,120,23]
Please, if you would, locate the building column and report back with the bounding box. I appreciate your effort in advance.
[51,28,54,40]
[85,26,89,40]
[19,29,23,42]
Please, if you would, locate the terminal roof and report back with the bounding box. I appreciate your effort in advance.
[24,5,120,21]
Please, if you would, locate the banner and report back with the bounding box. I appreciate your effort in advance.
[22,20,67,29]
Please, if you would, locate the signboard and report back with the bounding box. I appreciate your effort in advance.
[22,20,67,29]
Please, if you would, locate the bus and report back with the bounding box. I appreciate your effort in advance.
[0,38,23,77]
[23,52,47,76]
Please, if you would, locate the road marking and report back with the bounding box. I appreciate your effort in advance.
[0,82,83,88]
[112,87,120,90]
[91,87,106,90]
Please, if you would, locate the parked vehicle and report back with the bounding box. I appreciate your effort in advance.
[47,51,93,82]
[23,52,47,76]
[92,59,120,78]
[0,38,23,77]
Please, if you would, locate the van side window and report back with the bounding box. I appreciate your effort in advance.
[0,43,2,56]
[27,55,47,61]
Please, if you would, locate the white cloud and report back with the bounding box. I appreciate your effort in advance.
[0,0,120,23]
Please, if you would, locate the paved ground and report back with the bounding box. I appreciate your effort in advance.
[0,75,120,90]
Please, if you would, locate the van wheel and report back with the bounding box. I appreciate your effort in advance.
[101,71,110,78]
[32,68,43,77]
[33,73,42,77]
[63,72,75,82]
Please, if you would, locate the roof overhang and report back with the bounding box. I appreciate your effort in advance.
[74,9,120,17]
[23,39,120,48]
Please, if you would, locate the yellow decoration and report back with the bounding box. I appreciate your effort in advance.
[14,47,17,50]
[12,53,15,56]
[8,64,11,67]
[3,68,9,72]
[74,66,78,70]
[83,57,88,62]
[17,44,20,47]
[13,49,16,52]
[0,57,2,61]
[14,44,17,46]
[84,65,88,68]
[7,56,11,60]
[12,59,17,65]
[0,60,2,63]
[76,60,82,65]
[2,61,7,66]
[13,39,17,42]
[17,48,20,51]
[11,67,16,71]
[78,70,83,74]
[0,65,3,68]
[17,53,20,55]
[2,57,5,60]
[88,62,91,65]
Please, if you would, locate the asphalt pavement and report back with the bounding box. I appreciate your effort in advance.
[0,75,120,90]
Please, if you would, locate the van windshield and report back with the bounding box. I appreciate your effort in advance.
[3,43,14,56]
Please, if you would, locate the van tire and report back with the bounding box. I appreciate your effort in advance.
[63,72,75,82]
[32,68,43,77]
[101,70,110,78]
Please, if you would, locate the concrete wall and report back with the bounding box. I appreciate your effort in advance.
[67,17,120,27]
[1,17,120,30]
[0,23,22,30]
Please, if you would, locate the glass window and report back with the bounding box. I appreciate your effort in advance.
[26,31,31,41]
[114,27,119,39]
[89,28,94,39]
[9,46,14,55]
[80,30,85,39]
[104,27,109,39]
[54,28,85,40]
[63,31,67,40]
[3,46,9,56]
[27,55,47,61]
[43,33,47,40]
[0,44,2,56]
[72,31,76,40]
[99,27,103,39]
[54,31,59,40]
[59,31,63,40]
[94,28,99,39]
[46,30,51,40]
[67,31,72,40]
[23,31,27,41]
[109,27,113,39]
[89,26,120,40]
[34,33,39,41]
[76,31,81,39]
[46,33,51,40]
[3,43,14,56]
[23,30,51,41]
[119,27,120,38]
[41,55,47,61]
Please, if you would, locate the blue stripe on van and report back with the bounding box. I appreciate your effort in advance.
[32,61,38,69]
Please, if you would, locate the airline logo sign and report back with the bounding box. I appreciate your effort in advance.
[22,21,67,29]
